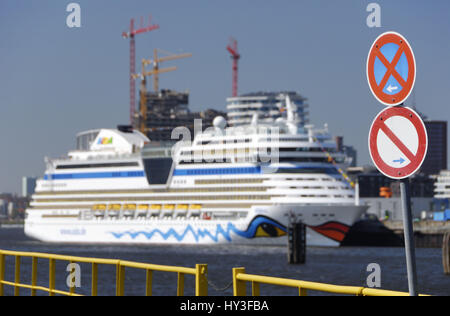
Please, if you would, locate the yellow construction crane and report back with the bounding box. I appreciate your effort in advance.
[132,64,177,133]
[132,49,192,133]
[143,49,192,92]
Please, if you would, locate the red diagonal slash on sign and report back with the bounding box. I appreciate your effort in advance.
[366,32,416,106]
[374,43,407,90]
[378,122,416,163]
[369,107,427,179]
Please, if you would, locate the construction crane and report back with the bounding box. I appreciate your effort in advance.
[132,63,177,133]
[132,49,192,134]
[122,16,159,126]
[226,37,240,97]
[142,49,192,92]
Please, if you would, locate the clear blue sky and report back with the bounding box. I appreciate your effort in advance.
[0,0,449,194]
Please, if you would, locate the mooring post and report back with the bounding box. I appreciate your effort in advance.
[287,221,306,264]
[443,232,450,275]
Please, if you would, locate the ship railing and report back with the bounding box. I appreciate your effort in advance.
[0,249,208,296]
[231,267,429,296]
[88,204,246,221]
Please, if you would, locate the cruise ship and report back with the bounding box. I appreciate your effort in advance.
[24,94,367,246]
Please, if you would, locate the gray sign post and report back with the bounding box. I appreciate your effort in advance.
[400,178,418,296]
[367,32,424,296]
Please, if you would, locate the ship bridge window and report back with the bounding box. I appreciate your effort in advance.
[56,162,139,169]
[143,158,173,185]
[76,131,99,150]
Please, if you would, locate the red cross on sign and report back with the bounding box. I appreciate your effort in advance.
[368,106,428,179]
[366,32,416,106]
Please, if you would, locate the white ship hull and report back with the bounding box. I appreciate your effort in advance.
[25,204,366,247]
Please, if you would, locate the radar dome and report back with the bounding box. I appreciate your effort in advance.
[213,116,227,130]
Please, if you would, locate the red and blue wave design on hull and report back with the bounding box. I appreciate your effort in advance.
[109,216,350,244]
[308,222,350,243]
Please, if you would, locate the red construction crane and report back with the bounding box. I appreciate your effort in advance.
[226,37,240,97]
[122,16,159,126]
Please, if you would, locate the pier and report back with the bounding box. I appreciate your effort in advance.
[384,220,450,248]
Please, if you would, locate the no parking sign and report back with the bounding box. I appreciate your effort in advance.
[366,31,416,106]
[368,106,428,179]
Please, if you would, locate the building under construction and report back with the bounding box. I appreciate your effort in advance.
[138,89,225,142]
[122,18,231,142]
[127,45,225,142]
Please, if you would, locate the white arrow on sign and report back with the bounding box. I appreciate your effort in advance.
[386,85,398,93]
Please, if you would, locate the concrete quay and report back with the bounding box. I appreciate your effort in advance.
[383,220,450,248]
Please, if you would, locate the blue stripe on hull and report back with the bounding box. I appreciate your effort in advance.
[172,166,261,176]
[44,171,145,180]
[43,165,339,180]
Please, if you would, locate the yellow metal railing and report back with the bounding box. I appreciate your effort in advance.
[0,249,208,296]
[232,267,428,296]
[0,249,431,296]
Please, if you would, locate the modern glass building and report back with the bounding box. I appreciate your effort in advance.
[226,91,309,127]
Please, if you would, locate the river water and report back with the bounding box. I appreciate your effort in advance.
[0,226,448,296]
